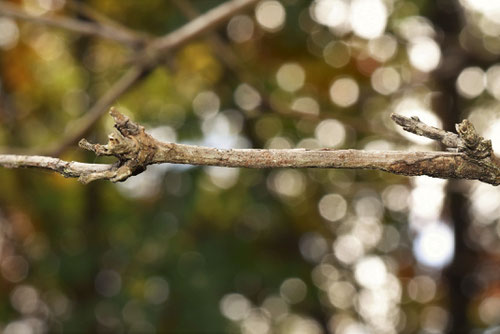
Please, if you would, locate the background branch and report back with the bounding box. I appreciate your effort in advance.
[0,1,145,47]
[66,0,149,43]
[149,0,259,53]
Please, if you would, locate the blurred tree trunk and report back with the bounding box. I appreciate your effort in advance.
[429,1,477,332]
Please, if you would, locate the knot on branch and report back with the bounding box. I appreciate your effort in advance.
[455,119,492,159]
[77,107,158,183]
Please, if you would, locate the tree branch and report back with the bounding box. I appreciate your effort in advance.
[148,0,259,53]
[0,2,146,47]
[1,110,499,185]
[0,154,113,179]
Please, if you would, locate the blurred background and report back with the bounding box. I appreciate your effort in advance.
[1,0,500,333]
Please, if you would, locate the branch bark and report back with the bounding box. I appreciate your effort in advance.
[1,109,499,185]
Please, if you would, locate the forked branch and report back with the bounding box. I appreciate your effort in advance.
[0,110,499,185]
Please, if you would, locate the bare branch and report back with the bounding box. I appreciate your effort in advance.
[0,154,113,179]
[148,0,259,53]
[391,113,461,148]
[1,110,499,185]
[0,2,145,47]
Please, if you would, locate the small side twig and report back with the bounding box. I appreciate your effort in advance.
[148,0,259,53]
[0,154,113,179]
[391,114,461,148]
[390,113,493,158]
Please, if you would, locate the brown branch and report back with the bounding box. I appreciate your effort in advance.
[148,0,259,53]
[0,1,145,47]
[1,109,499,185]
[391,114,461,148]
[0,154,113,178]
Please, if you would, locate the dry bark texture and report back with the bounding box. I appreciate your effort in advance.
[0,108,499,185]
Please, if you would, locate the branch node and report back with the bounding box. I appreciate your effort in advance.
[77,108,159,183]
[455,119,492,159]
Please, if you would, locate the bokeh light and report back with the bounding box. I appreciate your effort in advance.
[0,18,19,49]
[255,0,286,32]
[407,37,442,72]
[269,170,306,199]
[333,235,364,264]
[280,278,307,304]
[413,222,454,268]
[291,96,320,116]
[310,0,349,30]
[371,67,401,95]
[349,0,388,40]
[329,77,359,107]
[315,119,346,148]
[456,67,486,98]
[234,83,262,111]
[220,293,251,321]
[354,256,387,289]
[479,297,500,325]
[276,63,306,93]
[407,276,437,303]
[227,15,255,43]
[486,65,500,100]
[323,41,351,68]
[192,91,220,119]
[318,193,347,222]
[368,34,398,62]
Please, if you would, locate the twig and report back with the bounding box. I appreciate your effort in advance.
[391,114,461,148]
[0,1,145,47]
[147,0,259,54]
[0,154,113,178]
[1,110,499,185]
